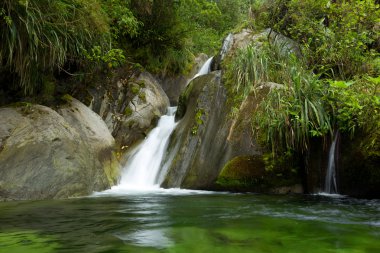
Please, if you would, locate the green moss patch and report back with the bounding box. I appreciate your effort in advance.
[216,155,301,193]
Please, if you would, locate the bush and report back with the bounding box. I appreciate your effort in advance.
[251,0,380,79]
[225,41,331,155]
[0,0,109,94]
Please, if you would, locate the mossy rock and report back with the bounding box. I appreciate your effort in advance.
[216,155,302,193]
[216,156,266,191]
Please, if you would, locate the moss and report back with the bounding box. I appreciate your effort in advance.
[130,83,140,94]
[217,156,266,190]
[9,102,35,115]
[61,94,73,103]
[124,107,133,117]
[191,107,204,135]
[138,92,146,102]
[137,80,146,88]
[216,155,301,192]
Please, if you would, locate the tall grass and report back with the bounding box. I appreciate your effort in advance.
[0,0,109,94]
[225,40,332,154]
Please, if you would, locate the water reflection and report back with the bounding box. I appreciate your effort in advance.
[115,229,173,249]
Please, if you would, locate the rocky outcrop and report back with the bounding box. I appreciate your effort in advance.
[161,29,304,192]
[0,99,120,200]
[89,72,170,151]
[161,72,259,189]
[211,28,301,71]
[156,54,209,105]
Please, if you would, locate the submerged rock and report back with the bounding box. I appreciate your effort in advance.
[0,99,119,200]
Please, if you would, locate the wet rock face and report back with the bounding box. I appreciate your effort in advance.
[161,71,258,189]
[156,53,209,105]
[0,99,119,200]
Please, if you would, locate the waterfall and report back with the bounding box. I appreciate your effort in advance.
[117,107,178,190]
[112,58,214,191]
[324,132,339,194]
[186,56,213,86]
[219,33,233,62]
[192,57,213,80]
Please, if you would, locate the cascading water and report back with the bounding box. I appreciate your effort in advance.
[117,107,178,190]
[108,57,214,192]
[324,132,339,194]
[192,57,213,80]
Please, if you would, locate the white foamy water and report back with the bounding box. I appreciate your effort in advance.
[192,56,213,80]
[115,107,177,190]
[95,56,215,195]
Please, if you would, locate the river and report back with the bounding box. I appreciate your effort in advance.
[0,191,379,253]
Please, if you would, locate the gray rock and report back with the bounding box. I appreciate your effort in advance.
[211,28,301,71]
[0,101,119,200]
[157,53,209,105]
[89,72,170,151]
[161,72,258,189]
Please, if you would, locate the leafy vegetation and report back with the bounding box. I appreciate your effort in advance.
[0,0,251,98]
[225,41,331,154]
[251,0,380,79]
[225,0,380,158]
[0,0,109,95]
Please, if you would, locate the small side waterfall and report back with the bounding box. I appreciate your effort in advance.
[117,107,178,190]
[192,57,213,80]
[324,132,339,194]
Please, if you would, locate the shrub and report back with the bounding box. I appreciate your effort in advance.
[0,0,109,94]
[225,41,331,155]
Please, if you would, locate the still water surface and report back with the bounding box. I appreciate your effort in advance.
[0,191,379,253]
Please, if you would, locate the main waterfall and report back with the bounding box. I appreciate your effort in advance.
[118,107,178,190]
[102,57,214,192]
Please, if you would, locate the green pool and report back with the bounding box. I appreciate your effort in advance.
[0,190,379,253]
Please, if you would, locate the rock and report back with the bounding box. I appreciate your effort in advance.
[0,101,120,200]
[211,28,301,71]
[162,71,258,189]
[89,71,170,151]
[216,156,302,193]
[156,53,209,105]
[161,28,303,193]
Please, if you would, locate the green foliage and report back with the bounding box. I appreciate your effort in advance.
[123,0,192,74]
[83,46,126,69]
[179,0,251,55]
[101,0,141,40]
[226,41,331,154]
[251,0,380,79]
[325,77,380,139]
[191,107,205,135]
[0,0,109,95]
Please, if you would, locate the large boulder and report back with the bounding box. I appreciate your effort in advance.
[0,99,119,200]
[161,72,258,189]
[89,72,170,151]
